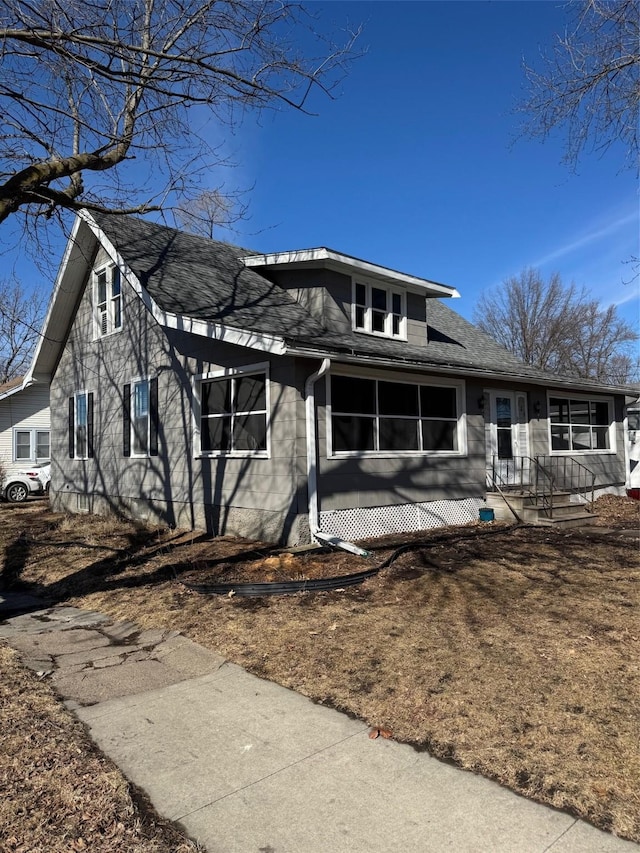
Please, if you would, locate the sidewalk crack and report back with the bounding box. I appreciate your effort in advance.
[173,726,367,822]
[542,817,578,852]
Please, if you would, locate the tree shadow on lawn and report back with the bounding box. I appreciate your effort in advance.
[4,510,636,643]
[2,512,281,605]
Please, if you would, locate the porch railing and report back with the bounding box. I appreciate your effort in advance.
[488,455,596,518]
[533,455,596,506]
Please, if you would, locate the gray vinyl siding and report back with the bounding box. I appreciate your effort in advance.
[0,384,50,473]
[273,268,351,333]
[50,255,309,539]
[50,234,628,542]
[273,267,431,345]
[317,370,487,511]
[527,392,626,487]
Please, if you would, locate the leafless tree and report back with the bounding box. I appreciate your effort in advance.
[0,279,46,383]
[174,188,247,239]
[473,268,638,383]
[519,0,639,171]
[0,0,359,228]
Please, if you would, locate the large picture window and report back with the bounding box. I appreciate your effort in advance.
[549,397,612,452]
[352,281,406,339]
[95,265,122,337]
[199,371,268,454]
[330,375,461,454]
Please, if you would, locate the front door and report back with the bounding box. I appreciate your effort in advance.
[485,391,529,487]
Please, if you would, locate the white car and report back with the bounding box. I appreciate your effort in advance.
[1,463,51,503]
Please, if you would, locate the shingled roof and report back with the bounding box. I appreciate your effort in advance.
[90,213,631,394]
[91,212,325,340]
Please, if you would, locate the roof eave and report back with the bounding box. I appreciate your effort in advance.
[242,248,460,299]
[27,213,93,383]
[283,343,631,394]
[156,311,287,354]
[0,378,26,401]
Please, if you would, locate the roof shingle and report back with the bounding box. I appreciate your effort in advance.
[90,213,632,393]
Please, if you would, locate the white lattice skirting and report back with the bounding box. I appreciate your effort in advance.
[319,498,485,542]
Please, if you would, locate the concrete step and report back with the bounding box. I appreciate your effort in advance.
[534,512,598,529]
[524,501,587,519]
[485,492,596,527]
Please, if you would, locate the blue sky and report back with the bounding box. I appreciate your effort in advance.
[3,0,639,331]
[219,0,639,329]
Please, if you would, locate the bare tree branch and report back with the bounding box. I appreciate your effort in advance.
[174,188,248,239]
[0,0,361,228]
[519,0,640,171]
[473,268,639,384]
[0,278,46,383]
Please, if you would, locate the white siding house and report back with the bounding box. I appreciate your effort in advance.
[0,378,51,476]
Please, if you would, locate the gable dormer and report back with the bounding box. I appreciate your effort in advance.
[242,248,459,343]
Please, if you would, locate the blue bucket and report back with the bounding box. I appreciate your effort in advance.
[479,507,495,523]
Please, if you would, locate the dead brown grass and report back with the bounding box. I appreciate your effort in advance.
[0,642,201,853]
[1,495,639,843]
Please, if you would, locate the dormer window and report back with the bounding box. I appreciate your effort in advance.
[95,265,122,337]
[353,281,406,339]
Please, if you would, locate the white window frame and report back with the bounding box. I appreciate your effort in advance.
[73,391,90,460]
[351,280,407,340]
[547,393,616,455]
[130,376,151,458]
[327,369,466,458]
[193,362,270,458]
[13,428,50,463]
[94,263,123,339]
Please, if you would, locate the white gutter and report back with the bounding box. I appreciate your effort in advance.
[288,345,633,397]
[304,358,370,558]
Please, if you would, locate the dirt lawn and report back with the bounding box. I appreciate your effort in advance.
[1,495,639,844]
[0,641,202,853]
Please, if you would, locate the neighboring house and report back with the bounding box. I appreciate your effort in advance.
[625,392,640,495]
[0,375,50,478]
[31,211,632,544]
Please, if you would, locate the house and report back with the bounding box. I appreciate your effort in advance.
[33,210,631,544]
[625,392,640,496]
[0,375,50,477]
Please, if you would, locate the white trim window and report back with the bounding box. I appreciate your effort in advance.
[352,280,406,339]
[13,428,50,462]
[69,391,94,460]
[330,374,463,455]
[549,396,614,453]
[196,367,268,456]
[123,377,159,458]
[94,264,122,337]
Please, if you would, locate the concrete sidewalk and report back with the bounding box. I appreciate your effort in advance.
[1,600,637,853]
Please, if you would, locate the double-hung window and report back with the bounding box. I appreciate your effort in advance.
[95,265,122,337]
[123,377,158,457]
[14,429,50,462]
[197,370,268,455]
[353,281,406,339]
[549,396,613,452]
[68,392,94,459]
[330,374,462,454]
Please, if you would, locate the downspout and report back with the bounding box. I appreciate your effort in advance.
[305,359,370,558]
